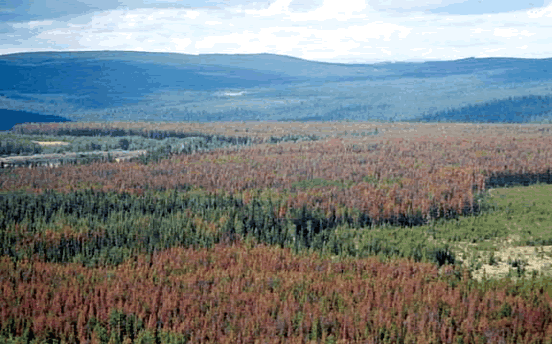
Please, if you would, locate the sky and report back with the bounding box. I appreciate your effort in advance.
[0,0,552,63]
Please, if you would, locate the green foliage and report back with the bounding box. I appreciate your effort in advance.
[416,95,552,124]
[0,131,322,168]
[0,188,436,267]
[109,309,145,343]
[0,183,550,272]
[399,184,553,252]
[0,133,252,157]
[118,138,130,150]
[0,135,42,156]
[0,309,186,344]
[135,330,156,344]
[487,252,499,266]
[290,178,351,191]
[362,174,403,187]
[498,302,513,318]
[508,258,528,277]
[427,246,456,267]
[481,184,552,245]
[93,323,109,344]
[268,134,319,143]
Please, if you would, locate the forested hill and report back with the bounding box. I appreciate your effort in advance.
[414,95,552,123]
[0,51,551,123]
[0,109,71,131]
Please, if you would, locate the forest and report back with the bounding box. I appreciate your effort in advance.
[1,53,551,124]
[415,95,552,124]
[0,121,551,343]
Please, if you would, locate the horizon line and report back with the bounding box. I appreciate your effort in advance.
[0,49,551,66]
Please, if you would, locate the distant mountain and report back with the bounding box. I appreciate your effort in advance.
[0,109,71,131]
[0,51,551,123]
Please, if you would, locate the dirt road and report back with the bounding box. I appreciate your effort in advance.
[0,150,148,168]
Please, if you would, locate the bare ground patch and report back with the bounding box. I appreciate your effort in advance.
[451,238,552,281]
[32,140,70,146]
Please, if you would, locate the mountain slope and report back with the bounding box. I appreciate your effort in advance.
[414,95,552,124]
[0,109,71,131]
[0,51,551,123]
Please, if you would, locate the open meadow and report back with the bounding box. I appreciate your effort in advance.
[0,121,551,343]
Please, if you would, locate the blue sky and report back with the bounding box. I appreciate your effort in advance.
[1,0,551,62]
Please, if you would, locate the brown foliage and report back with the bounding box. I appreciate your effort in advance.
[12,121,551,141]
[1,125,551,223]
[0,243,551,343]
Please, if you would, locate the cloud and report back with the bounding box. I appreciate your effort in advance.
[368,0,464,12]
[0,0,260,23]
[494,28,536,38]
[527,1,553,18]
[2,0,550,25]
[287,0,324,12]
[429,0,550,15]
[0,0,551,62]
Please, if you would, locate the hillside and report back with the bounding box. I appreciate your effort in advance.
[414,95,552,124]
[0,51,551,124]
[0,109,71,131]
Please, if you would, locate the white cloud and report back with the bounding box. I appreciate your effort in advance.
[527,2,553,18]
[494,28,536,38]
[471,28,490,34]
[421,49,433,56]
[485,47,506,53]
[2,0,551,62]
[380,47,392,56]
[363,0,467,13]
[285,0,367,22]
[11,20,55,29]
[244,0,292,17]
[184,10,200,19]
[28,20,54,29]
[172,38,192,50]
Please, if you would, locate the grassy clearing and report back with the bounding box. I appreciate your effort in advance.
[427,183,551,249]
[485,184,551,245]
[449,184,552,280]
[321,183,552,279]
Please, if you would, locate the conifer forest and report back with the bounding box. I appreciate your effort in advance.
[0,121,551,343]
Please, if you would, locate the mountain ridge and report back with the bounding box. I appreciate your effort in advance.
[0,50,551,125]
[2,50,551,63]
